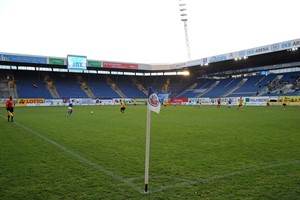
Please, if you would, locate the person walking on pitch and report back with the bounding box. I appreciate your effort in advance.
[6,96,14,122]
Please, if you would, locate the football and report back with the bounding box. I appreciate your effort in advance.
[90,111,94,114]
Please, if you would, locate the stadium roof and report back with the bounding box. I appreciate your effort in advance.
[1,38,299,75]
[175,38,300,76]
[188,48,300,77]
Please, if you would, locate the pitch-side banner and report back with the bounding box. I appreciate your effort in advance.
[170,98,189,105]
[18,98,45,104]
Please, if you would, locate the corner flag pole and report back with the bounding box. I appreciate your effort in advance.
[144,107,151,193]
[144,87,161,193]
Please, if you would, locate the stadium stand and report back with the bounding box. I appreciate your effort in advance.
[137,76,167,93]
[134,75,190,97]
[0,74,9,98]
[203,78,233,98]
[13,71,52,98]
[177,72,299,98]
[51,73,88,99]
[178,79,211,98]
[82,74,120,99]
[167,76,193,97]
[264,71,300,96]
[110,76,146,98]
[1,68,299,99]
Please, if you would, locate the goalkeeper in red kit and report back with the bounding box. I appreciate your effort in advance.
[6,96,14,122]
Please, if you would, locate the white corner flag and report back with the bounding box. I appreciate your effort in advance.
[147,87,161,114]
[144,87,161,193]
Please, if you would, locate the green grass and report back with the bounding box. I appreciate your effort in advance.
[1,105,299,199]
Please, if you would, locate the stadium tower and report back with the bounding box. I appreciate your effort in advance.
[179,0,191,61]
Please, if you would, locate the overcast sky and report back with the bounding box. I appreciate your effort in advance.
[0,0,299,64]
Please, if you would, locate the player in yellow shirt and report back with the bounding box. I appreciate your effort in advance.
[120,100,126,115]
[266,98,270,111]
[196,99,202,109]
[282,97,287,111]
[163,100,168,108]
[237,97,244,111]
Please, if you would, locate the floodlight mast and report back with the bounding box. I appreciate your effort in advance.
[179,0,191,61]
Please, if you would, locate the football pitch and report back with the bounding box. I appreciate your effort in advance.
[1,105,299,199]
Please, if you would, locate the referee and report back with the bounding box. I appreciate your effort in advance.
[6,96,14,122]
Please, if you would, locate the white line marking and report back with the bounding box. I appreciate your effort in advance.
[146,159,300,193]
[1,117,144,193]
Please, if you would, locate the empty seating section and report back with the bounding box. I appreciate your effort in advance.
[146,76,167,93]
[14,71,52,98]
[229,76,262,97]
[282,71,300,82]
[133,76,162,93]
[133,76,193,98]
[111,76,146,98]
[204,79,233,98]
[167,76,192,97]
[235,76,262,92]
[52,73,88,98]
[178,79,209,97]
[84,75,119,98]
[257,74,278,87]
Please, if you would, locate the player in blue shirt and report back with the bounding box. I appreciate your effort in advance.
[68,100,74,116]
[227,98,232,110]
